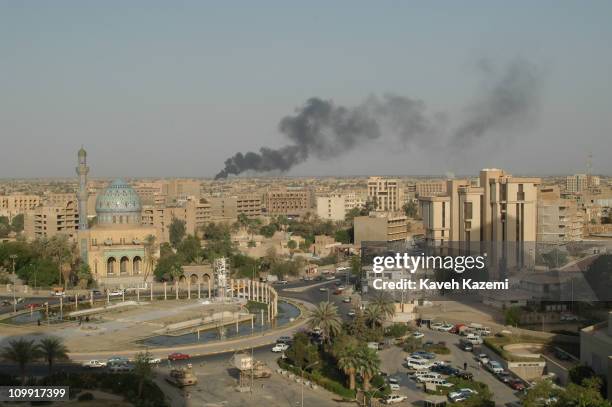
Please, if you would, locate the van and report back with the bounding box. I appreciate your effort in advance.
[406,358,433,370]
[367,342,379,351]
[428,378,454,388]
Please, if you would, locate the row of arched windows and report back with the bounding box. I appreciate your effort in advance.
[106,256,142,275]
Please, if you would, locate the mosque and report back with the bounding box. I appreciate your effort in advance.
[76,148,159,288]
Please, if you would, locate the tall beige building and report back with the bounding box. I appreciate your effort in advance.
[207,194,262,222]
[316,193,361,221]
[538,186,583,242]
[354,212,408,246]
[419,169,540,268]
[0,194,41,220]
[24,199,79,240]
[264,187,312,218]
[367,177,403,212]
[566,174,600,193]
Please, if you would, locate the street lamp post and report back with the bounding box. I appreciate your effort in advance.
[9,254,17,274]
[301,361,319,407]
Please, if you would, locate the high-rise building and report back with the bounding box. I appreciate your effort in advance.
[0,194,41,220]
[537,186,583,242]
[353,212,408,246]
[141,198,211,243]
[316,193,361,221]
[367,177,403,212]
[566,174,600,193]
[419,169,540,268]
[24,200,79,240]
[264,187,312,218]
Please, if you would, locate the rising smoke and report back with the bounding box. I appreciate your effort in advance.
[215,58,540,179]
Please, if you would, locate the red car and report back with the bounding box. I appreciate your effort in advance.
[168,352,190,361]
[26,303,41,309]
[509,379,526,391]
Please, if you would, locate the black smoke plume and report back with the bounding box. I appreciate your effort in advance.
[215,59,540,179]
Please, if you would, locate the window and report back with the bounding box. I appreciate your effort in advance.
[464,202,473,220]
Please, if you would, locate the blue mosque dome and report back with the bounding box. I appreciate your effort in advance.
[95,179,142,225]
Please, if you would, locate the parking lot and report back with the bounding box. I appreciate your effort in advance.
[376,328,521,406]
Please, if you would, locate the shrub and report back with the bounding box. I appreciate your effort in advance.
[278,358,356,399]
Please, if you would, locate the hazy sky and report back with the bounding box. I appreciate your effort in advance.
[1,1,611,178]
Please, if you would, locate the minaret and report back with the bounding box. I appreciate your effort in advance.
[76,147,89,230]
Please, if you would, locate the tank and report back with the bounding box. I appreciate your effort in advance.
[166,365,198,387]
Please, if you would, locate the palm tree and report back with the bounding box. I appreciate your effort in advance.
[307,301,342,343]
[133,351,154,397]
[372,292,395,321]
[356,346,380,391]
[0,338,40,384]
[364,304,384,328]
[38,336,68,375]
[337,347,359,390]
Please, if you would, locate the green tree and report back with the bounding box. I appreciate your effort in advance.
[337,346,360,390]
[154,253,184,281]
[350,255,361,276]
[287,240,297,250]
[356,346,380,391]
[403,201,418,218]
[522,380,557,407]
[372,292,395,321]
[0,338,40,384]
[169,218,186,248]
[505,306,523,326]
[17,259,60,287]
[569,365,596,385]
[38,336,68,375]
[76,263,92,288]
[555,376,611,407]
[10,214,24,232]
[307,301,342,344]
[334,229,351,244]
[364,304,385,329]
[177,235,202,263]
[285,332,319,370]
[133,351,154,398]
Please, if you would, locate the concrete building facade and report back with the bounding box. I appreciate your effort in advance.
[264,187,312,218]
[537,186,584,242]
[367,177,403,212]
[354,212,408,246]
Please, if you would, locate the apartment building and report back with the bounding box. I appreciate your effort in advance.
[141,198,211,243]
[264,187,312,218]
[316,193,361,221]
[354,212,408,246]
[566,174,600,193]
[538,186,583,242]
[0,194,41,220]
[24,200,79,240]
[419,169,540,268]
[415,181,447,197]
[207,194,262,222]
[367,177,403,212]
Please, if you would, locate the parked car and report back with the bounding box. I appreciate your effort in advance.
[272,343,290,353]
[411,351,436,360]
[454,371,474,381]
[342,297,351,303]
[382,395,408,404]
[477,353,489,364]
[389,383,400,391]
[486,360,504,374]
[146,356,162,364]
[432,364,460,376]
[430,322,443,330]
[319,287,328,292]
[459,339,474,351]
[412,331,424,339]
[347,310,356,317]
[496,371,512,383]
[83,360,106,368]
[509,378,526,391]
[277,336,292,344]
[405,358,433,370]
[464,334,483,345]
[448,388,478,403]
[109,363,134,373]
[438,323,454,332]
[107,356,129,366]
[168,352,190,361]
[109,289,124,297]
[415,373,442,383]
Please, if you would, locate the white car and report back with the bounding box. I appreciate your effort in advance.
[319,287,328,292]
[382,395,408,404]
[83,360,106,368]
[477,353,489,364]
[146,357,162,364]
[347,310,356,317]
[412,331,424,339]
[389,383,400,391]
[448,388,478,403]
[486,360,504,374]
[272,343,290,353]
[438,323,454,332]
[109,289,124,297]
[430,322,443,330]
